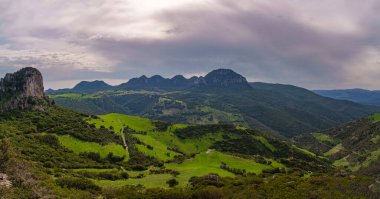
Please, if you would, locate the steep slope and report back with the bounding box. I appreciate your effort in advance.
[314,89,380,106]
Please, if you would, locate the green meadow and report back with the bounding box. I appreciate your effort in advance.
[58,135,128,160]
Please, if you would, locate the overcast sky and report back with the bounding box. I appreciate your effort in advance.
[0,0,379,90]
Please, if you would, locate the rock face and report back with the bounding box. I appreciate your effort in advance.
[0,67,49,111]
[199,69,251,89]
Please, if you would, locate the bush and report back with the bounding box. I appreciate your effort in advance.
[166,178,179,187]
[56,177,100,191]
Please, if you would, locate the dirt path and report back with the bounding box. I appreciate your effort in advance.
[117,119,128,153]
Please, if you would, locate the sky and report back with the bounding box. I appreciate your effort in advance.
[0,0,379,90]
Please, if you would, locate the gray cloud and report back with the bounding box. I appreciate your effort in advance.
[0,0,380,89]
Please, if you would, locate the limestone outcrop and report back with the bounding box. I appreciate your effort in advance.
[0,67,51,111]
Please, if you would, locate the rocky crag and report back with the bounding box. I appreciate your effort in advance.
[0,67,51,111]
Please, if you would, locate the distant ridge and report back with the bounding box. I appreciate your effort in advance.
[47,68,252,93]
[73,80,112,93]
[314,89,380,106]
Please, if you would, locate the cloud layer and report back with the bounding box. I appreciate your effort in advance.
[0,0,379,89]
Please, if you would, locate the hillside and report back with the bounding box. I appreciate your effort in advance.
[2,107,376,198]
[314,89,380,106]
[294,114,380,177]
[49,73,380,137]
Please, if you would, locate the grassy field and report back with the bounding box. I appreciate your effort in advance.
[312,133,340,145]
[134,134,181,161]
[93,150,284,188]
[58,135,128,160]
[94,174,174,188]
[166,150,283,187]
[324,144,344,156]
[292,145,317,157]
[85,113,293,188]
[89,113,155,133]
[50,93,97,99]
[371,113,380,123]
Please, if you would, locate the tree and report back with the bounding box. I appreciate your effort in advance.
[166,178,179,187]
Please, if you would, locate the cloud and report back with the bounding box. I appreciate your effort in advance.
[0,0,379,89]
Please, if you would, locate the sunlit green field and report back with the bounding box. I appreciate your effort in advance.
[372,113,380,123]
[93,150,284,188]
[89,113,155,133]
[57,135,128,160]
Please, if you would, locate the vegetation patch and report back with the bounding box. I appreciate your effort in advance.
[324,144,344,157]
[312,133,340,146]
[58,135,128,160]
[371,113,380,123]
[89,113,155,133]
[166,150,279,187]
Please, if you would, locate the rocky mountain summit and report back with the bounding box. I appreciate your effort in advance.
[197,69,251,89]
[0,67,51,111]
[49,68,252,93]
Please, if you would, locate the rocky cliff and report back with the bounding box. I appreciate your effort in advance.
[0,67,51,111]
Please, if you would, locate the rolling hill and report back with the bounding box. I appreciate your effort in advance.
[294,114,380,177]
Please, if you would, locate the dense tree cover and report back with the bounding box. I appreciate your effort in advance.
[0,106,120,144]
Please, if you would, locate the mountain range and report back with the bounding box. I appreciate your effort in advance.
[314,89,380,106]
[47,69,380,138]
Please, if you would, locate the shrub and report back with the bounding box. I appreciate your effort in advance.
[56,177,100,191]
[166,178,179,187]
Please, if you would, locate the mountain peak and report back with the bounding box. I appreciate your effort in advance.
[73,80,111,92]
[201,68,251,89]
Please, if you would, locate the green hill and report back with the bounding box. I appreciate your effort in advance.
[294,114,380,175]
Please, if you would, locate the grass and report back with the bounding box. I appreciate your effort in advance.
[166,150,283,187]
[51,93,97,99]
[312,133,340,145]
[333,156,350,167]
[254,135,276,152]
[94,174,174,188]
[292,145,317,157]
[371,113,380,123]
[133,134,180,161]
[324,144,344,156]
[89,113,155,133]
[371,135,380,144]
[57,135,128,160]
[333,149,380,171]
